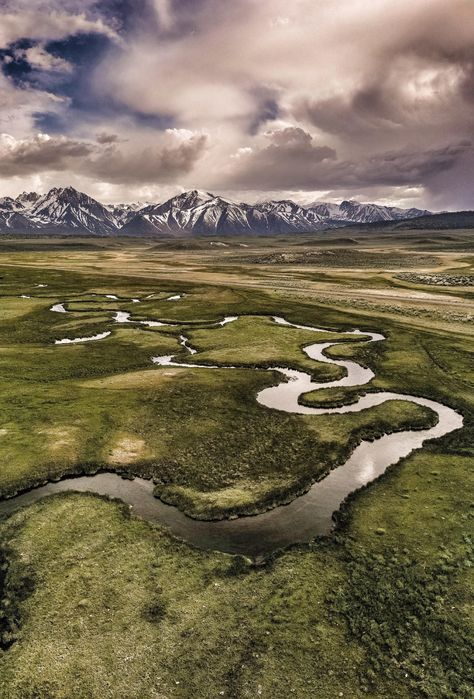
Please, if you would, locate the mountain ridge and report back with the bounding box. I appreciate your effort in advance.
[0,186,434,236]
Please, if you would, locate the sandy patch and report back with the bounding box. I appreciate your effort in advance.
[108,435,149,465]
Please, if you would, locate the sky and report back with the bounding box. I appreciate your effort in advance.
[0,0,473,208]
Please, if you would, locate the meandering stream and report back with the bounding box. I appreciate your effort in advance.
[0,309,463,559]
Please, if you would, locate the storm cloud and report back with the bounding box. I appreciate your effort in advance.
[0,0,472,208]
[0,133,93,176]
[0,130,208,183]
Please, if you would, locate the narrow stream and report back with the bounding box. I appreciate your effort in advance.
[55,331,111,345]
[0,313,463,559]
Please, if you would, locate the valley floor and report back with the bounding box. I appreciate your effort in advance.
[0,235,472,698]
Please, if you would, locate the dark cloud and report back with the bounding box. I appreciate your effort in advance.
[225,128,472,192]
[226,127,336,189]
[0,134,94,176]
[88,132,209,183]
[298,89,400,138]
[296,5,474,145]
[0,130,209,183]
[366,141,473,187]
[95,131,120,144]
[248,86,281,135]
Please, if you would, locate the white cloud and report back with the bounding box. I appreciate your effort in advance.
[0,11,120,48]
[19,46,73,73]
[0,72,68,137]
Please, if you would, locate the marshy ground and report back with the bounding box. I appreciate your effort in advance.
[0,231,472,698]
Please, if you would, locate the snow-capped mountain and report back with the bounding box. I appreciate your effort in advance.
[122,191,342,235]
[122,190,255,235]
[106,201,152,226]
[123,192,430,236]
[0,194,39,230]
[15,191,41,209]
[257,200,327,232]
[0,197,37,230]
[0,186,432,236]
[25,186,119,234]
[311,200,430,224]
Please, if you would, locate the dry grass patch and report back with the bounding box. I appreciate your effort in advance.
[107,434,151,465]
[36,425,79,458]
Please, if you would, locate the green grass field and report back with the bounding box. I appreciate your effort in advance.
[0,240,472,698]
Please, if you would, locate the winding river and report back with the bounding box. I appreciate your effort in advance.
[0,310,463,559]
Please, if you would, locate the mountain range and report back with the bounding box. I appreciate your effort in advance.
[0,186,433,237]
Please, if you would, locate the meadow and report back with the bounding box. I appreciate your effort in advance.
[0,233,472,698]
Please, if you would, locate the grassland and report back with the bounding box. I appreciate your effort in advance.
[0,267,439,518]
[0,234,472,698]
